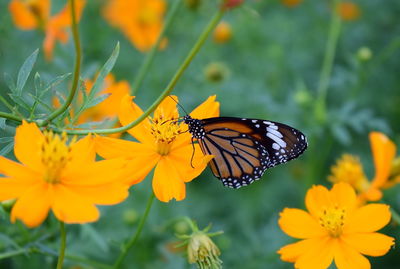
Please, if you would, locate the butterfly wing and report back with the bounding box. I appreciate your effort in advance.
[197,117,307,188]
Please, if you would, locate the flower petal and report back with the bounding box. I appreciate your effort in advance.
[305,185,331,218]
[8,0,40,30]
[68,134,96,167]
[369,132,396,188]
[95,135,152,159]
[334,239,371,269]
[168,143,212,183]
[190,95,220,119]
[345,204,391,233]
[0,177,37,200]
[14,121,44,170]
[278,208,326,239]
[52,184,99,224]
[152,157,186,202]
[294,237,335,269]
[120,153,161,185]
[153,95,179,121]
[69,182,129,205]
[329,182,358,212]
[118,95,154,144]
[11,183,52,228]
[278,239,314,263]
[0,156,40,180]
[342,233,394,257]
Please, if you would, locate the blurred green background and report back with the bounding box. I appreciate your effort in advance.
[1,0,400,268]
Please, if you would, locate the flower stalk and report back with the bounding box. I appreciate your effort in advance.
[56,221,67,269]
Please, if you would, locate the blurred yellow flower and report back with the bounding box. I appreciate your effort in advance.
[0,121,129,227]
[213,21,232,44]
[8,0,86,60]
[328,132,397,202]
[102,0,167,52]
[278,182,394,269]
[281,0,303,8]
[337,1,360,21]
[95,95,219,202]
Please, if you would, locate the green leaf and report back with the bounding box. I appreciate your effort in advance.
[0,118,6,130]
[4,72,16,91]
[0,137,13,143]
[43,73,72,92]
[81,224,110,253]
[87,42,119,101]
[34,72,42,96]
[0,142,14,156]
[86,93,111,109]
[16,49,39,95]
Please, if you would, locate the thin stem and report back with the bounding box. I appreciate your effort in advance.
[57,9,225,135]
[0,95,19,114]
[0,111,22,122]
[315,0,342,122]
[0,248,27,260]
[113,193,155,269]
[131,0,182,95]
[56,222,67,269]
[41,0,81,126]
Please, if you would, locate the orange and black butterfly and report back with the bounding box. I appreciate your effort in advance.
[183,115,307,189]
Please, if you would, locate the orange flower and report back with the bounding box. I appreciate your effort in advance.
[95,95,219,202]
[102,0,167,52]
[278,182,394,269]
[0,121,129,227]
[328,132,397,202]
[337,2,360,21]
[79,74,131,125]
[213,21,232,44]
[281,0,303,8]
[8,0,86,60]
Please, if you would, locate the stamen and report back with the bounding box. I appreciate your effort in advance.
[150,115,182,155]
[319,204,346,237]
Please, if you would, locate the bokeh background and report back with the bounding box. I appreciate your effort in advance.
[1,0,400,268]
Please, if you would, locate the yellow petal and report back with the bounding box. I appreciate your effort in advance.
[278,239,314,263]
[329,182,358,212]
[0,177,37,200]
[305,185,331,218]
[152,157,186,202]
[95,135,152,159]
[8,0,39,30]
[278,208,326,239]
[153,95,179,121]
[293,236,335,269]
[333,239,371,269]
[68,134,96,167]
[118,95,154,145]
[342,233,394,257]
[14,121,44,170]
[168,143,211,183]
[120,154,161,185]
[11,183,52,228]
[0,156,40,180]
[369,132,396,188]
[190,95,220,119]
[52,184,99,224]
[68,182,129,205]
[345,204,391,233]
[49,0,85,28]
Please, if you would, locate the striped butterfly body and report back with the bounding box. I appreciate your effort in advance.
[183,116,308,189]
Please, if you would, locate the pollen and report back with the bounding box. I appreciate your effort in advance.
[328,154,369,192]
[40,131,74,184]
[150,115,182,155]
[319,205,346,237]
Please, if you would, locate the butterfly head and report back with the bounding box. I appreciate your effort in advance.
[183,115,206,139]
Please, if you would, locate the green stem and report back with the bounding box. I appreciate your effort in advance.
[56,222,67,269]
[0,248,27,260]
[40,0,81,126]
[131,0,182,95]
[56,9,225,135]
[113,193,155,269]
[390,208,400,225]
[315,0,342,123]
[0,111,22,122]
[0,95,19,115]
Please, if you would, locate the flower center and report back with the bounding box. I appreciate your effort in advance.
[40,131,73,184]
[319,205,346,237]
[137,8,157,25]
[150,116,182,156]
[328,154,370,192]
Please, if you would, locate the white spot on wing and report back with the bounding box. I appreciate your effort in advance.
[267,132,287,148]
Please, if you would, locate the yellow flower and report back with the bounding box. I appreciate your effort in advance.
[213,21,232,44]
[328,132,397,202]
[95,95,219,202]
[278,182,394,269]
[102,0,167,52]
[8,0,86,60]
[337,2,361,21]
[0,121,129,227]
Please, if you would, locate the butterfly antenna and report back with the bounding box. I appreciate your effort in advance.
[168,96,190,116]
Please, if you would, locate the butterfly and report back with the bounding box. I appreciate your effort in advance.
[183,115,307,189]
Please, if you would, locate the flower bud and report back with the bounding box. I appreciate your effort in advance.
[187,232,222,268]
[213,21,232,44]
[357,47,372,62]
[222,0,244,10]
[204,62,230,83]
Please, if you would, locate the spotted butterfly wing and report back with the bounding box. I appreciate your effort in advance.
[184,116,307,188]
